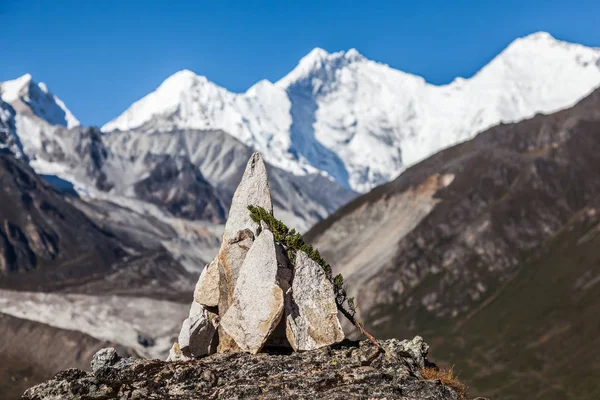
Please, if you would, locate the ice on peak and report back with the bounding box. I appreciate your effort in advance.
[102,34,600,193]
[300,47,365,67]
[246,79,281,96]
[160,69,206,89]
[38,82,50,94]
[0,74,79,128]
[344,48,365,61]
[0,73,33,102]
[174,68,197,77]
[503,31,591,54]
[303,47,330,63]
[277,47,368,88]
[524,31,555,41]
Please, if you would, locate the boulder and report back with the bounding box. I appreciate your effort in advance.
[285,251,345,351]
[220,228,285,354]
[177,302,219,358]
[222,152,272,242]
[91,348,119,373]
[216,228,255,352]
[194,259,220,307]
[216,153,271,350]
[386,335,430,369]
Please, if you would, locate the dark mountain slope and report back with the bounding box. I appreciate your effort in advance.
[0,312,130,400]
[0,150,123,289]
[133,153,227,222]
[433,204,600,399]
[0,150,195,296]
[306,87,600,398]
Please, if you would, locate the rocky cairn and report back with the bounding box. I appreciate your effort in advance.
[21,153,467,399]
[169,152,345,359]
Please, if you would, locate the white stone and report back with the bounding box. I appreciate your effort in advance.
[222,152,272,241]
[220,228,284,354]
[285,251,345,351]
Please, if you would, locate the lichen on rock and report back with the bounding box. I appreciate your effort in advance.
[22,338,464,400]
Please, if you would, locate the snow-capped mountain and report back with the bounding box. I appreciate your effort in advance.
[0,73,79,129]
[0,74,355,233]
[103,32,600,193]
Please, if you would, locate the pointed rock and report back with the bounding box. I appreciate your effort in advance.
[194,259,220,307]
[217,153,273,315]
[220,228,285,354]
[215,153,272,350]
[222,152,272,241]
[176,302,219,359]
[285,251,345,351]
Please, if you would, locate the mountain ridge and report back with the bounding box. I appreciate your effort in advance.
[101,31,600,192]
[304,86,600,399]
[0,73,79,129]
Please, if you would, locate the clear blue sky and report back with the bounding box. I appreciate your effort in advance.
[2,0,599,127]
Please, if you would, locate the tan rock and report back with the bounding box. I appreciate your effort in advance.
[222,152,272,241]
[285,251,345,351]
[220,228,285,354]
[194,259,220,307]
[166,342,187,362]
[216,229,254,352]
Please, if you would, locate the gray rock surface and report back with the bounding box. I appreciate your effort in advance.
[285,251,345,351]
[388,336,430,369]
[220,228,285,354]
[177,302,219,359]
[90,347,119,373]
[22,338,462,400]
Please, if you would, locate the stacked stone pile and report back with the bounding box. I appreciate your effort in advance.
[168,152,345,359]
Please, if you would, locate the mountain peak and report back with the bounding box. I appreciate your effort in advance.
[0,73,33,103]
[344,48,365,61]
[304,47,330,62]
[276,47,367,88]
[102,69,232,133]
[521,31,556,42]
[502,31,599,55]
[159,69,212,91]
[0,74,79,128]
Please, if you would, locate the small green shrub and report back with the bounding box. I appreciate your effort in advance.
[248,205,356,317]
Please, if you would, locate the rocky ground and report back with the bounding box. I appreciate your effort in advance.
[21,337,467,400]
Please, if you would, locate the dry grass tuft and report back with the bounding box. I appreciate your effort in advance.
[420,366,468,399]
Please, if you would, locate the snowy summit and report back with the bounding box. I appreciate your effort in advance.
[0,74,79,129]
[101,32,600,193]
